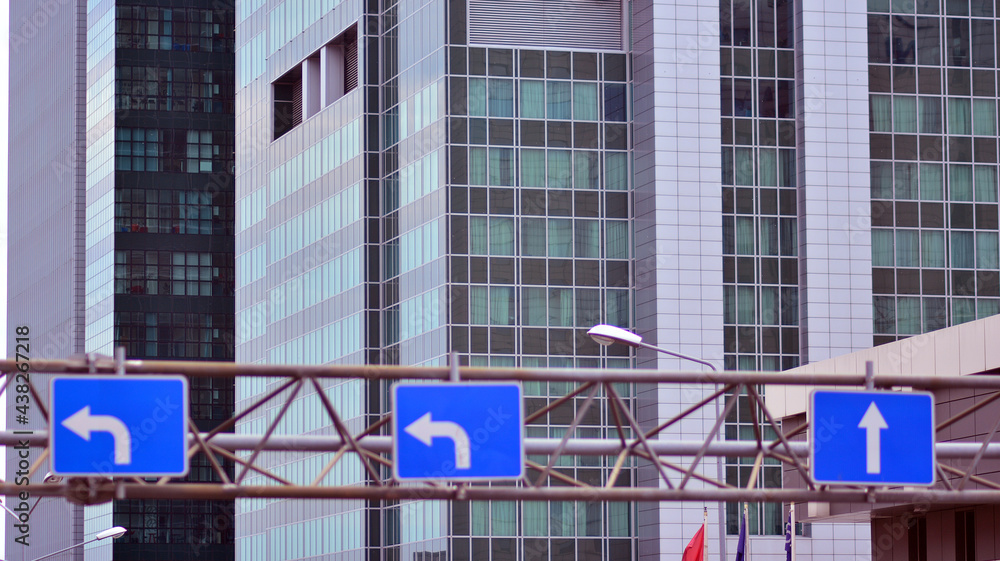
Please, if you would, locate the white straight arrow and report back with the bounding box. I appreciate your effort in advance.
[62,406,132,465]
[404,412,471,469]
[858,402,888,474]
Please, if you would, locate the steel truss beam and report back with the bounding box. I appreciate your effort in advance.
[3,357,1000,505]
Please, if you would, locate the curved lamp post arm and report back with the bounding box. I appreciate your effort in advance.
[587,324,718,371]
[632,340,718,372]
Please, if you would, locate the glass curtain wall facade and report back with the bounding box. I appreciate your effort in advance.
[720,0,796,538]
[232,0,1000,558]
[234,1,371,560]
[235,0,635,560]
[83,0,236,558]
[868,0,1000,343]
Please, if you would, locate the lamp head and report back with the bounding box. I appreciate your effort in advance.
[587,324,643,347]
[96,526,127,540]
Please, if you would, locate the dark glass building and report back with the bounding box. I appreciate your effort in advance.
[87,0,236,558]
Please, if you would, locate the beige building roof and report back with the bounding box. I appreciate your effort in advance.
[767,314,1000,420]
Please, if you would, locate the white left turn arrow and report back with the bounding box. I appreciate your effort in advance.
[62,406,132,465]
[858,402,888,474]
[404,412,471,469]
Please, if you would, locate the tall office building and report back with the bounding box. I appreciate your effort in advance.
[7,1,88,559]
[235,0,640,559]
[231,0,853,559]
[11,0,239,559]
[81,0,237,556]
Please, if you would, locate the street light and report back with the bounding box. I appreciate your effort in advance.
[588,323,727,559]
[30,526,127,561]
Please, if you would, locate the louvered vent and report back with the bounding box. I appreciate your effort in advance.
[291,81,303,128]
[469,0,623,50]
[344,28,358,91]
[273,67,302,140]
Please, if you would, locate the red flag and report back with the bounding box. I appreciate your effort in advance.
[682,524,705,561]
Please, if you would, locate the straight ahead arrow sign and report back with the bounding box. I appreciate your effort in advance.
[811,390,934,486]
[858,402,888,474]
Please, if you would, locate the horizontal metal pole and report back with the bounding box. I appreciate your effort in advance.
[189,436,1000,461]
[5,358,1000,390]
[4,430,999,460]
[6,482,1000,504]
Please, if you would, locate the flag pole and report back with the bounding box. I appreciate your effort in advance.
[744,502,749,560]
[790,503,796,561]
[704,506,709,560]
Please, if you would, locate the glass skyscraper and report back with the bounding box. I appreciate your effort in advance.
[235,0,638,559]
[86,0,236,558]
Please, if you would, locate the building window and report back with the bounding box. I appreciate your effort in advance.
[114,250,234,297]
[907,517,927,561]
[115,189,233,235]
[117,66,234,113]
[273,68,302,139]
[115,128,233,173]
[115,5,234,53]
[114,311,233,359]
[273,25,358,139]
[955,510,975,561]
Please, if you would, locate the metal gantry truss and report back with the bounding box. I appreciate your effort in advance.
[4,357,1000,505]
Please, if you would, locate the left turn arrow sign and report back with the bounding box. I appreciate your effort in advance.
[62,405,132,465]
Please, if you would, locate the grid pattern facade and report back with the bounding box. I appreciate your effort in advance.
[720,0,801,373]
[445,47,633,370]
[718,0,799,540]
[868,0,1000,344]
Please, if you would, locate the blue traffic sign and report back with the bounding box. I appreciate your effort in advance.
[811,390,934,486]
[393,383,523,481]
[51,376,189,477]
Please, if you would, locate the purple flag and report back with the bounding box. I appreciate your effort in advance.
[784,509,792,561]
[734,506,747,561]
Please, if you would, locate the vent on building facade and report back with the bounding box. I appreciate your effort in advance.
[273,67,302,140]
[344,26,358,92]
[468,0,623,50]
[273,24,358,140]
